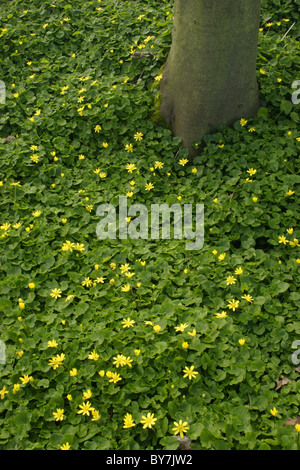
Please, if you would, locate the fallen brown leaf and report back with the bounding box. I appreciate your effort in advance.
[283,417,300,426]
[275,375,292,391]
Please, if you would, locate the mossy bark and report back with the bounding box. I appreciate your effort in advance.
[160,0,261,155]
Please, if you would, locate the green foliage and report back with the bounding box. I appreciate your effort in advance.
[0,0,299,451]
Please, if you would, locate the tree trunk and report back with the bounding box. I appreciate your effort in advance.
[159,0,261,156]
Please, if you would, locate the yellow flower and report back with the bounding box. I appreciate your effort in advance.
[60,443,71,450]
[182,341,189,349]
[192,167,197,173]
[174,323,189,332]
[88,350,99,361]
[227,299,240,311]
[278,235,288,245]
[77,401,95,416]
[226,276,236,285]
[134,132,143,141]
[47,339,58,348]
[121,284,131,292]
[252,196,258,202]
[154,74,163,81]
[20,374,33,384]
[235,267,243,275]
[247,168,257,176]
[240,118,248,126]
[108,372,122,383]
[94,124,102,132]
[125,143,133,153]
[53,409,65,421]
[126,163,137,173]
[215,311,228,318]
[153,325,161,333]
[48,354,65,370]
[287,228,294,235]
[123,413,136,429]
[18,299,25,309]
[83,389,92,400]
[286,189,294,196]
[50,288,62,299]
[187,329,196,337]
[270,407,278,416]
[183,365,198,380]
[122,317,135,328]
[179,158,189,166]
[145,182,154,191]
[32,210,41,217]
[91,409,100,421]
[140,412,157,429]
[30,154,39,163]
[238,338,246,346]
[154,161,164,169]
[69,368,77,376]
[0,386,8,399]
[295,424,300,433]
[13,383,20,394]
[113,354,127,368]
[82,277,93,287]
[241,294,253,303]
[218,253,226,261]
[134,349,141,356]
[102,142,108,148]
[172,420,189,438]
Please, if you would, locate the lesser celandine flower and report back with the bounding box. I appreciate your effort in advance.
[226,276,236,285]
[242,294,253,303]
[0,386,8,399]
[215,311,227,319]
[122,317,135,328]
[126,163,137,173]
[140,412,157,429]
[88,350,99,361]
[227,299,240,311]
[172,420,189,438]
[77,401,95,416]
[235,267,243,275]
[183,366,198,380]
[60,443,71,450]
[53,409,65,421]
[238,338,246,346]
[270,407,278,416]
[175,323,189,332]
[50,288,62,299]
[121,284,131,292]
[123,413,136,428]
[109,372,122,383]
